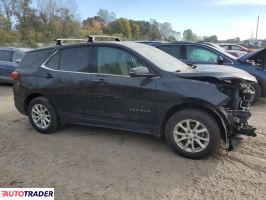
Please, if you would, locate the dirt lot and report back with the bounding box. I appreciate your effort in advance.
[0,84,266,200]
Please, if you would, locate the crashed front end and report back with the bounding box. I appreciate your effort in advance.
[217,79,256,150]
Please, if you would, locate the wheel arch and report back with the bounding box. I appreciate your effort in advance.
[159,103,227,143]
[24,93,44,114]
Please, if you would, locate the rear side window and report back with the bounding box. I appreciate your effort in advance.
[59,47,90,72]
[21,49,52,69]
[157,45,182,59]
[0,50,12,62]
[46,53,59,70]
[12,51,24,62]
[221,45,230,50]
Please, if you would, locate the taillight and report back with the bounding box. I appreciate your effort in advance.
[11,71,20,81]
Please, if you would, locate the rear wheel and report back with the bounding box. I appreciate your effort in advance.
[165,109,221,159]
[27,97,60,134]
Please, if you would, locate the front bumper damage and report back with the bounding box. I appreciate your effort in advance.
[226,110,256,150]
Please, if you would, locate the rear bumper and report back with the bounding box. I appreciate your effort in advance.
[14,95,27,115]
[0,76,12,84]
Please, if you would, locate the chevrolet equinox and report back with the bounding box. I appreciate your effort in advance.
[13,41,257,159]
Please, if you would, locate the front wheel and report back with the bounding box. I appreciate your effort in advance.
[27,97,60,134]
[165,109,221,159]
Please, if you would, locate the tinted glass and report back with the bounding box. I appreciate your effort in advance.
[12,51,24,62]
[221,45,230,50]
[0,50,12,62]
[186,46,219,63]
[231,46,241,51]
[20,49,52,69]
[158,45,181,59]
[46,53,59,70]
[59,47,90,72]
[97,47,146,76]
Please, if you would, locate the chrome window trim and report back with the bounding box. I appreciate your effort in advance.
[41,49,159,78]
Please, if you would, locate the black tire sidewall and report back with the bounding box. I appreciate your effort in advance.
[165,109,221,159]
[27,97,59,134]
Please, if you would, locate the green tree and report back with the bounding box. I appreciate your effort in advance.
[203,35,218,43]
[0,0,13,29]
[130,21,141,40]
[110,18,132,39]
[183,29,198,41]
[97,9,116,25]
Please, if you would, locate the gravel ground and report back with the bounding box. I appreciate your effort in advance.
[0,84,266,200]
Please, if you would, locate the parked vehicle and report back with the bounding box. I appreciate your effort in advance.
[13,40,257,159]
[151,42,266,101]
[218,43,253,53]
[0,47,31,83]
[203,42,247,58]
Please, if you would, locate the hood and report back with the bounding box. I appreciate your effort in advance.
[237,48,266,69]
[178,64,257,83]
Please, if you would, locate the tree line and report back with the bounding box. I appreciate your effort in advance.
[0,0,240,47]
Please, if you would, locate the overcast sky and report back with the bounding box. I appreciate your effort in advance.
[74,0,266,40]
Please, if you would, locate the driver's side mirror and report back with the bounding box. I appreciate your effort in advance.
[129,66,156,78]
[217,56,224,65]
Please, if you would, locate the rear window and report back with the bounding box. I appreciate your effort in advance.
[158,45,182,59]
[0,50,12,62]
[20,49,53,69]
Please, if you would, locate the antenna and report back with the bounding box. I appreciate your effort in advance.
[256,15,260,40]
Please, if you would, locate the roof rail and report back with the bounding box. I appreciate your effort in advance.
[87,35,121,42]
[55,38,87,45]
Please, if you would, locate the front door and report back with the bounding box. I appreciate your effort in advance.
[89,46,157,132]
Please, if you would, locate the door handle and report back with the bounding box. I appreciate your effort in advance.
[93,78,107,85]
[41,73,53,79]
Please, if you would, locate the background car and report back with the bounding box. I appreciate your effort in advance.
[150,41,266,101]
[203,42,247,58]
[0,47,31,84]
[218,43,253,53]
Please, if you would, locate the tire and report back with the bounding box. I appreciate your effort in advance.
[165,109,221,159]
[251,83,261,104]
[27,97,60,134]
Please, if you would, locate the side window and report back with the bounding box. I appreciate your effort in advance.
[0,50,12,62]
[46,53,59,70]
[221,45,230,50]
[12,51,24,62]
[186,46,219,63]
[59,47,90,72]
[97,47,146,76]
[158,45,181,59]
[231,46,241,51]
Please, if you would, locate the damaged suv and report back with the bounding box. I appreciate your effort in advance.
[12,41,257,159]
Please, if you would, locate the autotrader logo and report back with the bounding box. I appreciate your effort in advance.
[0,188,54,199]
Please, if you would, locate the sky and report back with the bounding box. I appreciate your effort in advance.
[73,0,266,40]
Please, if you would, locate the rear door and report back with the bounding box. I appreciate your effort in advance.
[89,45,156,132]
[39,46,94,116]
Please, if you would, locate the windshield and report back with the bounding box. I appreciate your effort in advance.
[205,43,237,60]
[123,42,189,72]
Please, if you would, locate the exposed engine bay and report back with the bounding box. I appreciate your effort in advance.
[217,79,257,150]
